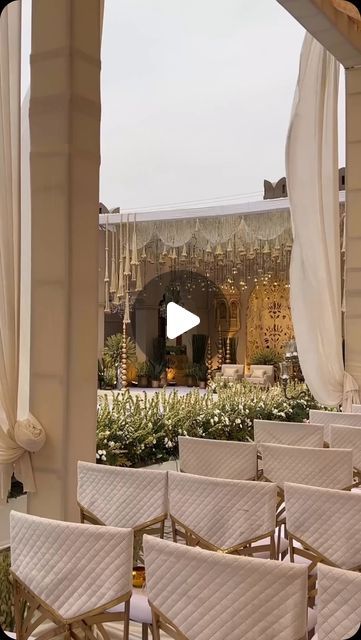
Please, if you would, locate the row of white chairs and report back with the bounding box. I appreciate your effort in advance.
[179,432,358,488]
[77,461,361,571]
[9,510,361,640]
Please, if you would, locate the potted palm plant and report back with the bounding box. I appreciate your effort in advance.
[194,363,207,389]
[185,365,196,387]
[149,361,166,388]
[103,333,137,388]
[136,361,150,387]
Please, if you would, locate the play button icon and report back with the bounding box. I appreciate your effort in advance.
[166,302,200,340]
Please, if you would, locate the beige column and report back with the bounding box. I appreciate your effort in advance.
[98,229,106,358]
[345,66,361,389]
[28,0,102,521]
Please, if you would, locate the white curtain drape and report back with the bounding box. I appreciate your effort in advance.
[286,32,359,410]
[0,2,45,501]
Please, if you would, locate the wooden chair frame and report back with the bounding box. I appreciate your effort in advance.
[12,573,131,640]
[78,503,167,538]
[170,515,277,559]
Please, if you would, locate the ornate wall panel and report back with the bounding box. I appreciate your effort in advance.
[246,281,294,358]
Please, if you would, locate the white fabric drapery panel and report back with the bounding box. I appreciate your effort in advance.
[286,33,359,409]
[0,3,45,500]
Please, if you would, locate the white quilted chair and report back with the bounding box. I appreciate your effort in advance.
[168,470,278,558]
[218,364,244,382]
[312,564,361,640]
[261,443,353,492]
[77,461,168,640]
[309,409,361,443]
[261,443,353,561]
[144,535,310,640]
[254,420,324,449]
[10,511,133,640]
[245,365,274,387]
[352,404,361,413]
[284,483,361,602]
[329,424,361,485]
[77,461,168,535]
[178,436,257,480]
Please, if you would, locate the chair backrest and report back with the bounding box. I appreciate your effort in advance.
[329,424,361,472]
[309,409,361,442]
[168,470,277,552]
[10,511,133,620]
[144,535,308,640]
[220,364,244,376]
[77,461,168,529]
[178,436,257,480]
[250,365,274,380]
[285,482,361,570]
[261,443,353,490]
[254,419,324,448]
[316,564,361,640]
[352,404,361,414]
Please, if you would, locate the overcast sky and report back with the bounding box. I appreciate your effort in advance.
[22,0,346,210]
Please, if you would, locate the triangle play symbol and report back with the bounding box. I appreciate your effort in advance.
[166,302,200,340]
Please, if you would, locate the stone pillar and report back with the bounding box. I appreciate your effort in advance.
[28,0,102,521]
[345,66,361,389]
[98,229,105,358]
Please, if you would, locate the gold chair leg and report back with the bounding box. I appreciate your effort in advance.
[141,623,149,640]
[171,519,177,543]
[151,611,160,640]
[123,600,130,640]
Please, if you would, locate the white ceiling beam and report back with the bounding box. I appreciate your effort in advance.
[99,191,345,224]
[277,0,361,67]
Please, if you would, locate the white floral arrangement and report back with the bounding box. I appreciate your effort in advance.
[97,381,324,467]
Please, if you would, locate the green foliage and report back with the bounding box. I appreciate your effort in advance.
[148,360,166,381]
[0,548,13,631]
[136,361,151,377]
[98,359,117,389]
[192,334,208,364]
[103,334,136,371]
[192,363,207,382]
[250,348,282,366]
[97,382,324,468]
[166,345,186,356]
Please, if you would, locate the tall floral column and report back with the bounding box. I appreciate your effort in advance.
[120,320,128,389]
[225,337,231,364]
[217,326,223,370]
[206,338,213,387]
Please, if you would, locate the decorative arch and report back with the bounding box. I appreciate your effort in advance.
[246,281,294,359]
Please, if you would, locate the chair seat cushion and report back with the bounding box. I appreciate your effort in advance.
[108,589,152,624]
[251,369,266,379]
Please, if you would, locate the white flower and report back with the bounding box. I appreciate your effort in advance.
[101,455,106,461]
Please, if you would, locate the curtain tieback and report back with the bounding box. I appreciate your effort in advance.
[14,415,46,453]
